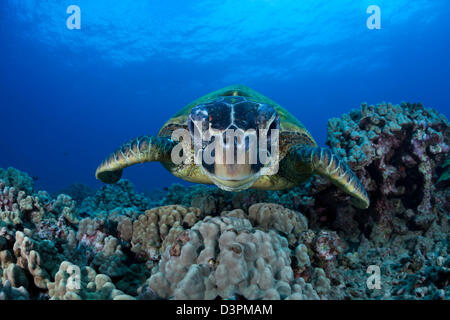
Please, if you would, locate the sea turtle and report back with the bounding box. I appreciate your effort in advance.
[96,85,370,209]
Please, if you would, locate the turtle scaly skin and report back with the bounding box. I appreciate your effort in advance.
[281,146,369,209]
[95,136,175,184]
[95,85,370,209]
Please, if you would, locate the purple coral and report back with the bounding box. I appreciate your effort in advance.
[313,231,346,262]
[325,102,448,234]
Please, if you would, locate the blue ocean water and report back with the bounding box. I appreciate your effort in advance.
[0,0,449,194]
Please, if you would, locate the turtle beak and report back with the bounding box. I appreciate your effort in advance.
[213,130,253,179]
[209,161,259,191]
[214,153,253,181]
[214,163,252,180]
[201,130,261,191]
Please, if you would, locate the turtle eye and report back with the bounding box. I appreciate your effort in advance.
[188,105,209,136]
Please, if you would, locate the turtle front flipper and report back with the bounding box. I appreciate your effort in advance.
[95,136,175,184]
[285,146,370,209]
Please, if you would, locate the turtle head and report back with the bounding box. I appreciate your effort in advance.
[187,96,280,191]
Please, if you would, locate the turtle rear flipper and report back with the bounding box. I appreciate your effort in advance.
[95,136,175,184]
[286,146,370,209]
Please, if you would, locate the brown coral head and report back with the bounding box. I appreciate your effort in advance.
[176,230,190,244]
[229,243,243,255]
[169,242,182,257]
[314,231,346,261]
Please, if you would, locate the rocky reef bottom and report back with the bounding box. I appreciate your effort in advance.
[0,102,449,300]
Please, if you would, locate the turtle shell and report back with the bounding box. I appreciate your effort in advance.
[158,84,317,151]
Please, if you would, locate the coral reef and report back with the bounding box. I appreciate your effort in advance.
[131,205,204,260]
[79,180,150,215]
[142,215,300,299]
[322,102,448,241]
[437,157,450,188]
[57,183,95,206]
[247,203,308,246]
[0,102,448,300]
[0,167,34,194]
[48,261,134,300]
[0,280,29,300]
